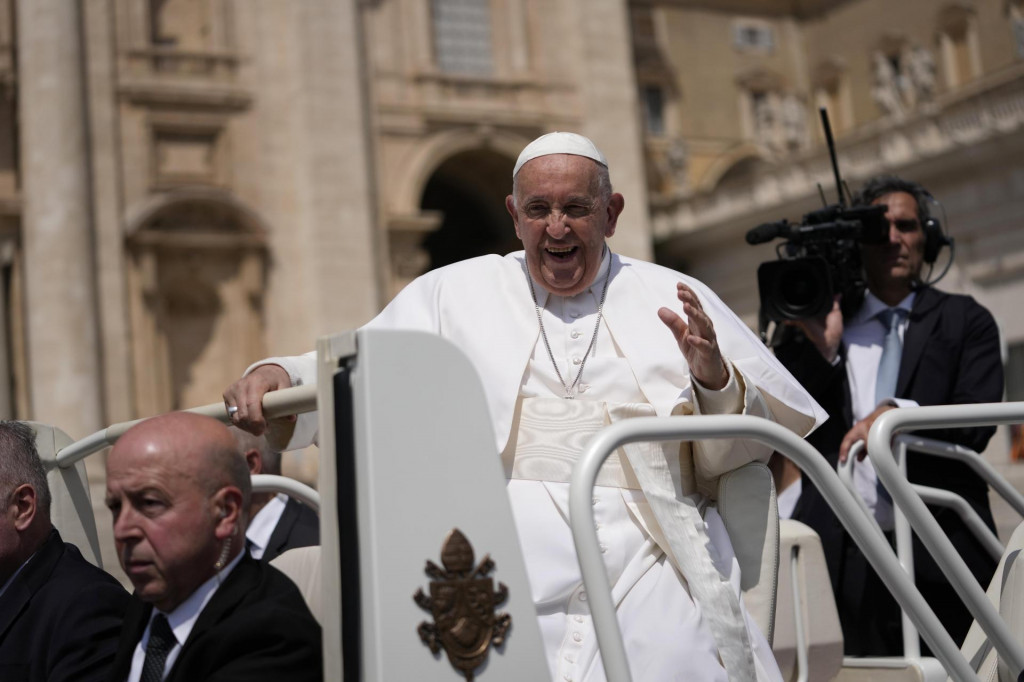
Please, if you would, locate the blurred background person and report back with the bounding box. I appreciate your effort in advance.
[231,426,319,562]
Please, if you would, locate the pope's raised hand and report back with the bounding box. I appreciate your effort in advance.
[657,282,729,390]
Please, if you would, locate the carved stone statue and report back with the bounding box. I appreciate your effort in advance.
[872,52,905,117]
[781,94,807,150]
[906,45,937,105]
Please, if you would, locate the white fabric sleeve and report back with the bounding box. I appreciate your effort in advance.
[682,361,776,497]
[691,361,743,416]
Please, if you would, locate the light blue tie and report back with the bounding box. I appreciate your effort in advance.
[874,307,906,506]
[875,308,906,404]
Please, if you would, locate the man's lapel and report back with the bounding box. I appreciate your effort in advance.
[181,554,258,649]
[0,578,30,641]
[110,598,152,682]
[264,499,299,561]
[897,286,941,398]
[0,529,62,640]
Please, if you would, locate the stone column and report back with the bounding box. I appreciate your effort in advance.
[17,0,103,438]
[573,0,653,262]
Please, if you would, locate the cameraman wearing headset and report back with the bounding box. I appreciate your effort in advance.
[774,175,1004,655]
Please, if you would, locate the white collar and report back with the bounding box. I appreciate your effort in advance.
[852,289,915,325]
[150,547,245,647]
[245,493,288,559]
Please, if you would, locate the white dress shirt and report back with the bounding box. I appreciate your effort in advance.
[246,493,288,560]
[127,549,244,682]
[843,290,917,529]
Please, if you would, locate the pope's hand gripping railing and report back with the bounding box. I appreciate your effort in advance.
[570,414,982,682]
[869,403,1024,679]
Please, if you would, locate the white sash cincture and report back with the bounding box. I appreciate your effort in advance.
[504,397,758,682]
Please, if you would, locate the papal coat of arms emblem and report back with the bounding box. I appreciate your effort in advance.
[414,528,512,681]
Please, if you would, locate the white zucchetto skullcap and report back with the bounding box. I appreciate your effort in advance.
[512,132,608,178]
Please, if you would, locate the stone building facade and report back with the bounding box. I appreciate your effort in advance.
[4,0,1024,565]
[3,0,652,442]
[635,0,1024,532]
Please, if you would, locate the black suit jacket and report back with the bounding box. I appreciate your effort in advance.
[262,497,320,563]
[776,286,1004,654]
[0,529,129,682]
[109,553,321,682]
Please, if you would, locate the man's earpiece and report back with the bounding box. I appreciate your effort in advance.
[922,216,951,264]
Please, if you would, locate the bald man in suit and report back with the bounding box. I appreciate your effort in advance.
[106,413,321,682]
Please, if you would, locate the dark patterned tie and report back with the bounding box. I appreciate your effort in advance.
[140,614,176,682]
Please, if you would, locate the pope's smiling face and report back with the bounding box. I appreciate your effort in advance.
[506,154,624,297]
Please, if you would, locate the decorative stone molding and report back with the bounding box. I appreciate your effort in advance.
[654,64,1024,241]
[118,79,252,111]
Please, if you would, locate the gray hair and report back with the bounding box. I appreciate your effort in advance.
[0,421,51,519]
[853,174,931,223]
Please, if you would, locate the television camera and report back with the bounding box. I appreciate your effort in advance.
[748,108,887,342]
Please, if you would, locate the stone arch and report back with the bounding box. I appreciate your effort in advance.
[124,186,271,241]
[697,145,771,193]
[392,128,527,216]
[125,188,270,416]
[385,128,528,298]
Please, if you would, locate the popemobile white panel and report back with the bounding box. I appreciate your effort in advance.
[318,329,549,681]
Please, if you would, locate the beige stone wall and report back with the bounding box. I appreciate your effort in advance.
[643,1,1024,519]
[9,0,1024,574]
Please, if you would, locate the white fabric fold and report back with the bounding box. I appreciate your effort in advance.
[506,397,758,681]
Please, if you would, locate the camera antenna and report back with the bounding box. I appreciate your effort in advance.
[816,183,827,206]
[819,107,846,207]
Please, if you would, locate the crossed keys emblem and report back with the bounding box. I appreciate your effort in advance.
[414,529,512,681]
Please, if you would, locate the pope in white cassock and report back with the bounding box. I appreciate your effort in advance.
[225,132,826,682]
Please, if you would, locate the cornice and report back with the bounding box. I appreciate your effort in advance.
[654,64,1024,242]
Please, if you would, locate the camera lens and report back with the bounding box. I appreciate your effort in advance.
[757,257,833,321]
[778,263,819,308]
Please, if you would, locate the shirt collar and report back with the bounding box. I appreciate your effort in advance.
[246,493,288,558]
[853,289,916,325]
[151,547,245,647]
[530,246,611,310]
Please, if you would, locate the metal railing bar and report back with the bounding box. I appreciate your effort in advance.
[54,384,318,468]
[836,441,888,542]
[913,485,1004,561]
[895,434,1024,519]
[571,414,977,682]
[251,474,321,512]
[870,403,1024,678]
[791,545,810,682]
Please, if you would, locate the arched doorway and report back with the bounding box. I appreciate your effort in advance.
[126,192,269,416]
[419,148,520,271]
